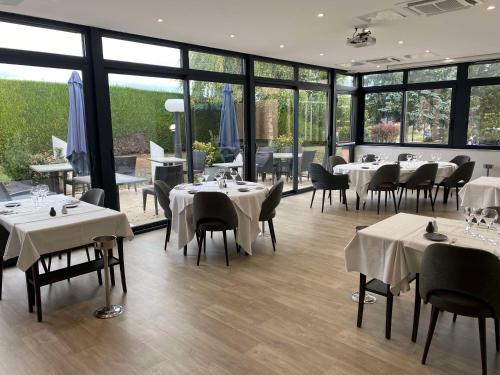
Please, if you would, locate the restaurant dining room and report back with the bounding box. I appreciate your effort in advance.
[1,0,500,374]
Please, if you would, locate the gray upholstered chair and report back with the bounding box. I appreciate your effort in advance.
[193,192,238,266]
[398,153,415,162]
[329,155,347,169]
[449,155,471,167]
[420,243,500,375]
[80,188,105,206]
[434,161,475,210]
[114,155,138,191]
[143,164,183,215]
[366,164,400,214]
[298,150,316,182]
[398,163,438,213]
[259,179,284,251]
[256,151,275,183]
[154,180,173,250]
[193,151,207,174]
[309,163,349,212]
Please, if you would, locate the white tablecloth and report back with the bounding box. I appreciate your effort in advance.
[344,213,499,294]
[459,176,500,208]
[170,181,267,254]
[334,161,457,201]
[1,195,134,271]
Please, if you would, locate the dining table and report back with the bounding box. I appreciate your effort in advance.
[29,163,74,194]
[1,194,133,321]
[169,180,268,254]
[458,176,500,208]
[334,161,457,209]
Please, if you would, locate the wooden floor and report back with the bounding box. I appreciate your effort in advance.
[1,190,498,374]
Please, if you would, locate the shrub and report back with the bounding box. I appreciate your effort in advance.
[371,122,400,143]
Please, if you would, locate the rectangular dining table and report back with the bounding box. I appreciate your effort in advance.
[30,163,74,194]
[1,195,133,321]
[459,176,500,208]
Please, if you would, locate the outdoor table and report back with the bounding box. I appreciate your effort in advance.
[458,176,500,208]
[213,161,244,168]
[147,156,186,165]
[334,161,457,209]
[1,195,133,321]
[169,181,267,254]
[29,163,74,194]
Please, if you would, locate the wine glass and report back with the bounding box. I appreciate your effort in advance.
[214,171,223,187]
[406,154,412,163]
[362,155,367,163]
[374,155,380,163]
[482,208,498,230]
[31,185,40,208]
[463,207,473,233]
[473,207,485,228]
[202,172,210,182]
[230,168,238,182]
[40,184,49,201]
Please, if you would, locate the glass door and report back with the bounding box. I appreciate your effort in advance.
[335,93,354,162]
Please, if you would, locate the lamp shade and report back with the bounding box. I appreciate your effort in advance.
[164,98,184,113]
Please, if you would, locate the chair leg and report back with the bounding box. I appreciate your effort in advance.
[433,185,440,204]
[385,191,388,208]
[430,188,435,212]
[357,274,366,328]
[321,190,326,213]
[422,305,440,365]
[233,229,240,253]
[478,317,487,375]
[222,230,229,267]
[268,219,276,251]
[165,220,171,250]
[455,187,459,211]
[142,193,147,212]
[196,231,203,266]
[66,250,71,281]
[443,187,450,204]
[416,189,420,213]
[494,318,499,352]
[0,257,3,300]
[204,231,207,254]
[211,231,213,238]
[310,189,316,208]
[85,247,91,262]
[386,286,393,339]
[154,196,158,216]
[330,190,333,205]
[183,245,187,256]
[32,263,43,322]
[398,188,404,209]
[412,274,421,342]
[25,270,34,312]
[343,189,348,211]
[377,189,381,215]
[392,190,398,214]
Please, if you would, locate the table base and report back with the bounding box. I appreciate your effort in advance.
[94,304,123,319]
[351,291,377,304]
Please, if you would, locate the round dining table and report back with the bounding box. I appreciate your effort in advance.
[169,181,268,254]
[334,161,457,208]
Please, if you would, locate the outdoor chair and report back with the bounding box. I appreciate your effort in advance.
[193,192,239,266]
[365,164,400,215]
[259,179,284,251]
[0,182,32,202]
[420,244,500,375]
[298,150,316,182]
[193,150,207,174]
[398,153,415,162]
[449,155,471,167]
[433,161,475,210]
[114,155,138,192]
[398,163,438,213]
[143,165,183,215]
[362,154,376,162]
[256,151,275,183]
[149,141,165,184]
[309,163,349,212]
[154,180,173,250]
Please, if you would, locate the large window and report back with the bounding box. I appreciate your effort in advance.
[108,73,184,225]
[467,85,500,146]
[0,21,83,56]
[468,62,500,79]
[363,72,403,87]
[404,88,452,144]
[0,64,86,198]
[102,37,181,67]
[364,92,402,143]
[254,61,294,80]
[336,94,352,143]
[298,68,328,84]
[408,66,457,83]
[336,74,355,87]
[188,51,244,74]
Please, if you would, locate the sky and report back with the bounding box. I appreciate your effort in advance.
[0,21,183,92]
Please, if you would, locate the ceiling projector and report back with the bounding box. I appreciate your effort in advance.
[347,27,376,48]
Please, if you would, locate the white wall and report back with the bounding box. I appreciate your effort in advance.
[355,145,500,179]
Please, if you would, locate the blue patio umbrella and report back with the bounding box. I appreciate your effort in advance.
[66,71,89,175]
[219,84,240,162]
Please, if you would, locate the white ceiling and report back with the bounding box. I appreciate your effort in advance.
[0,0,499,72]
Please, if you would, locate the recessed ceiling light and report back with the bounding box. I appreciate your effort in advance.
[229,34,235,38]
[376,65,381,68]
[157,18,164,23]
[351,59,355,63]
[398,40,404,44]
[425,49,431,53]
[279,44,285,49]
[487,5,496,10]
[445,57,450,60]
[317,13,325,18]
[319,53,324,56]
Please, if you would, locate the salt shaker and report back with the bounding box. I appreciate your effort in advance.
[49,207,56,217]
[61,205,68,215]
[432,219,439,233]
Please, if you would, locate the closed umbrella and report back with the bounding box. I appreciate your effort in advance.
[66,71,89,175]
[219,84,240,162]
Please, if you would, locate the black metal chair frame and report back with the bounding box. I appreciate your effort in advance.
[309,163,349,213]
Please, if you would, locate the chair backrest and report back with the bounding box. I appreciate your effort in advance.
[300,150,317,172]
[0,182,12,202]
[309,163,349,190]
[398,153,415,162]
[260,179,284,219]
[421,243,500,317]
[329,155,347,169]
[223,171,242,181]
[154,180,172,219]
[193,192,238,229]
[52,136,67,159]
[256,152,274,173]
[368,164,400,190]
[155,165,183,188]
[193,151,207,172]
[363,154,376,162]
[257,146,273,153]
[444,161,475,186]
[114,155,137,176]
[80,188,105,206]
[449,155,471,167]
[405,163,438,189]
[150,141,165,182]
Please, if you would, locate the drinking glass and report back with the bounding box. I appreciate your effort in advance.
[202,173,210,182]
[31,186,40,208]
[482,208,498,230]
[374,155,380,163]
[362,155,367,163]
[463,206,472,233]
[473,207,485,228]
[230,168,238,182]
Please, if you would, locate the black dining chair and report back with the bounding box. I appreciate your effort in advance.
[434,161,475,210]
[193,192,238,267]
[259,179,284,251]
[398,163,438,213]
[154,180,173,250]
[365,164,400,215]
[420,243,500,375]
[449,155,471,167]
[362,154,376,162]
[309,163,349,212]
[355,225,420,341]
[329,155,347,169]
[398,153,415,162]
[298,150,316,182]
[256,151,275,183]
[143,164,183,215]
